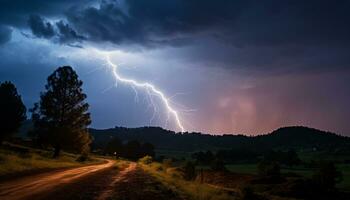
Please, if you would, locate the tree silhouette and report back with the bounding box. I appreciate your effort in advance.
[141,142,155,157]
[182,161,196,180]
[312,161,343,192]
[123,140,141,160]
[33,66,91,157]
[0,81,26,144]
[105,137,123,157]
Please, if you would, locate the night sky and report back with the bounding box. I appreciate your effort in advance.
[1,0,350,135]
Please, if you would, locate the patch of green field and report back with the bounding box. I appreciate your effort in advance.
[298,151,350,162]
[155,149,192,160]
[0,143,101,177]
[226,164,258,175]
[226,163,350,191]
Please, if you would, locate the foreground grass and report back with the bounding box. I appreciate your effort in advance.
[0,143,101,177]
[140,162,235,200]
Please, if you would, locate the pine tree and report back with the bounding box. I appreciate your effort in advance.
[0,81,26,143]
[34,66,91,157]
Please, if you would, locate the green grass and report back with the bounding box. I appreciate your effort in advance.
[0,143,101,177]
[140,162,235,200]
[298,151,350,163]
[226,164,258,175]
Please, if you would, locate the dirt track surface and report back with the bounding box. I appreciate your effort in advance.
[0,160,115,200]
[108,165,183,200]
[0,161,183,200]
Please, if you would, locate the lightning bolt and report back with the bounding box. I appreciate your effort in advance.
[104,52,185,132]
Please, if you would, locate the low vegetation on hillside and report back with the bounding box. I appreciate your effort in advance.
[0,142,100,178]
[139,157,234,200]
[90,126,350,153]
[138,155,350,200]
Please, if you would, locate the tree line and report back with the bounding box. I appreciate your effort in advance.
[192,149,300,166]
[104,137,155,160]
[1,66,91,158]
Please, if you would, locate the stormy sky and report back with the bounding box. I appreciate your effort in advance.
[1,0,350,135]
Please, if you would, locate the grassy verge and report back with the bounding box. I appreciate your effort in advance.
[0,143,102,177]
[139,162,235,200]
[113,159,130,171]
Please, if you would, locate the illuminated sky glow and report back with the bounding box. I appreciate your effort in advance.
[1,0,350,135]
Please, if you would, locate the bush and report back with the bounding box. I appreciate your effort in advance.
[312,161,343,192]
[166,167,185,179]
[162,158,173,169]
[139,155,153,164]
[76,154,88,162]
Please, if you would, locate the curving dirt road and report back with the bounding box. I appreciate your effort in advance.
[0,160,183,200]
[0,160,115,200]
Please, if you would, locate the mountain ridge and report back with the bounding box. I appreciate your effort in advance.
[89,126,350,152]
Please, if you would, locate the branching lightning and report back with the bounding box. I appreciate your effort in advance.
[104,52,186,132]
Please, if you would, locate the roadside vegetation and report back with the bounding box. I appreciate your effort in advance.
[139,157,234,200]
[0,142,101,178]
[134,145,350,200]
[0,66,97,178]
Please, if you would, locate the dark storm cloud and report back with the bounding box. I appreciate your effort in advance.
[2,0,350,50]
[65,0,241,46]
[26,15,85,46]
[53,0,350,72]
[28,15,55,39]
[64,0,350,47]
[0,0,94,26]
[0,25,12,45]
[56,21,86,43]
[3,0,350,54]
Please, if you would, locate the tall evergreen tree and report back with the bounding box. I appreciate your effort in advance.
[0,81,26,143]
[33,66,91,157]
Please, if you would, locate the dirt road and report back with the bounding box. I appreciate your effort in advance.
[0,161,182,200]
[0,160,115,200]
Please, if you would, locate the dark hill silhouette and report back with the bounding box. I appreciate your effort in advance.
[15,122,350,152]
[89,126,350,152]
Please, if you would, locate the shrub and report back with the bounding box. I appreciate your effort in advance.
[76,154,88,162]
[162,158,173,169]
[139,155,153,164]
[166,167,185,179]
[312,161,343,192]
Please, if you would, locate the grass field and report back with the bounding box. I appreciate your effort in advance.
[226,163,350,191]
[140,161,235,200]
[0,143,101,177]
